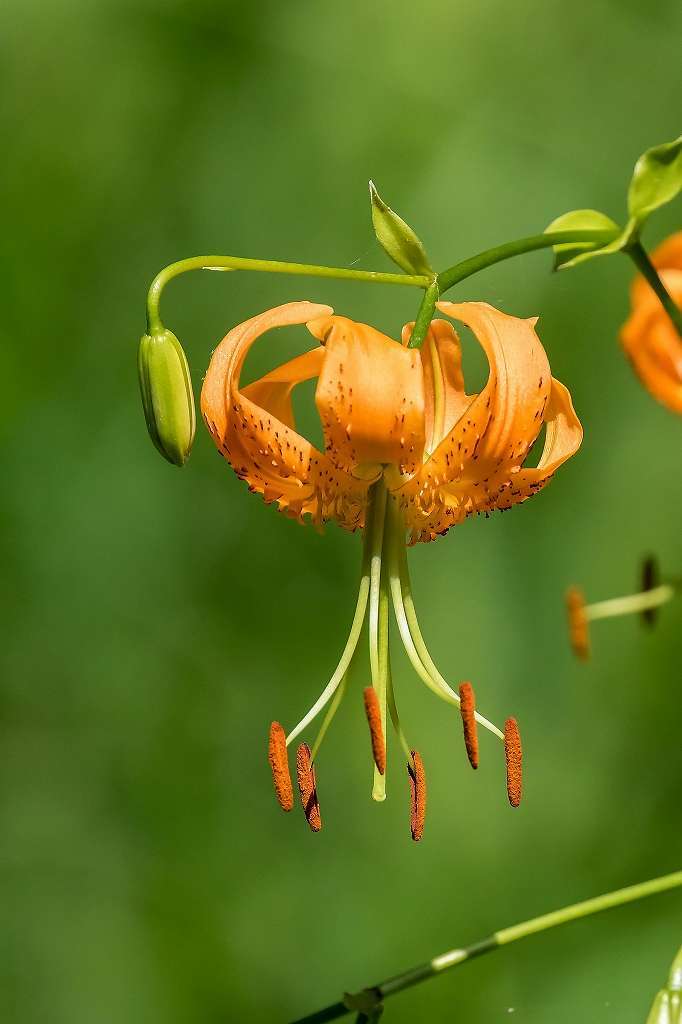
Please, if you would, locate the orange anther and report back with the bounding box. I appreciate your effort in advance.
[268,721,293,812]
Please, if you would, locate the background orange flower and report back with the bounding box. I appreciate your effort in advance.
[621,232,682,414]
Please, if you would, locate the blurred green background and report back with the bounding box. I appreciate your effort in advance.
[1,1,681,1021]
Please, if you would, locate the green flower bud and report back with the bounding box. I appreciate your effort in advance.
[369,180,433,277]
[138,328,195,466]
[646,990,674,1024]
[645,946,682,1024]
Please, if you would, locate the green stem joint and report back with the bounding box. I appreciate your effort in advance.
[291,871,682,1023]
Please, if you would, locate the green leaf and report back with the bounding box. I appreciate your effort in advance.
[628,135,682,224]
[544,209,623,269]
[369,181,433,277]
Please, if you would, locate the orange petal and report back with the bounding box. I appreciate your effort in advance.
[622,268,682,414]
[242,347,325,429]
[631,230,682,306]
[402,318,471,452]
[309,314,426,481]
[392,303,579,542]
[201,302,369,530]
[435,301,551,471]
[506,377,583,502]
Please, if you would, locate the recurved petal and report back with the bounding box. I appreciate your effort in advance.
[397,377,582,542]
[402,318,471,452]
[201,301,369,529]
[622,268,682,414]
[392,305,580,542]
[651,231,682,269]
[504,377,583,501]
[202,301,330,440]
[241,347,325,429]
[435,301,551,472]
[309,314,426,479]
[631,231,682,306]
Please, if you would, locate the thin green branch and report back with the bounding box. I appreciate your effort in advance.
[145,229,617,335]
[146,255,430,332]
[291,870,682,1023]
[436,229,618,294]
[406,279,439,349]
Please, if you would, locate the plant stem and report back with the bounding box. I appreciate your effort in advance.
[406,279,439,349]
[436,229,618,294]
[403,228,615,350]
[146,255,431,332]
[145,230,615,334]
[627,242,682,338]
[291,870,682,1023]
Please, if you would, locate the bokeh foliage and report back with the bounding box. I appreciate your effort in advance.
[1,1,681,1021]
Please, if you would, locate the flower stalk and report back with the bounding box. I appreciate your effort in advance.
[291,870,682,1023]
[145,229,616,340]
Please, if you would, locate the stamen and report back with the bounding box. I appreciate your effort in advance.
[565,586,590,660]
[386,497,504,742]
[387,654,412,761]
[458,682,479,769]
[408,750,427,841]
[285,565,370,747]
[363,687,386,775]
[585,585,675,624]
[310,674,348,761]
[504,718,522,808]
[368,484,390,802]
[296,743,322,832]
[268,721,294,811]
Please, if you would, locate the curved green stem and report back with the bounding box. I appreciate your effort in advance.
[436,229,618,295]
[627,242,682,338]
[407,279,439,349]
[291,870,682,1023]
[146,255,430,332]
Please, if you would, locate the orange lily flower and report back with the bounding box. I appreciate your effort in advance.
[202,300,582,542]
[201,299,581,836]
[621,232,682,414]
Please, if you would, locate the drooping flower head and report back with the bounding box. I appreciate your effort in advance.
[201,299,582,837]
[621,232,682,414]
[202,300,582,541]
